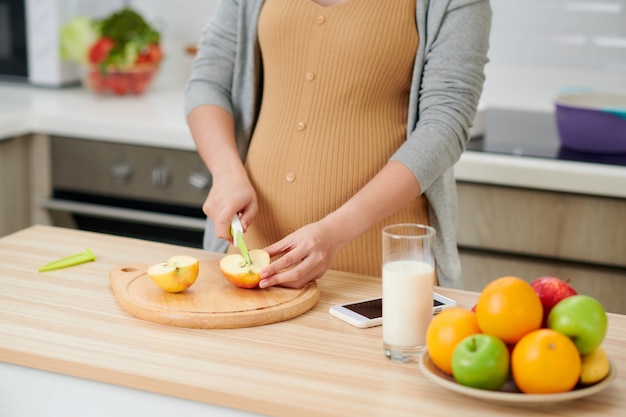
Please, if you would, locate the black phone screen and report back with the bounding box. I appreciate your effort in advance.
[344,298,444,319]
[344,299,382,319]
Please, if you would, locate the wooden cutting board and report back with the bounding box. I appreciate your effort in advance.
[109,259,320,329]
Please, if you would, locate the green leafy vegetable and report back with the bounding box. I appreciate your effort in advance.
[59,7,161,68]
[95,8,161,67]
[59,16,99,65]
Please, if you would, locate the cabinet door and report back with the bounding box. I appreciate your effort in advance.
[459,249,626,314]
[456,182,626,268]
[0,136,30,237]
[456,182,626,315]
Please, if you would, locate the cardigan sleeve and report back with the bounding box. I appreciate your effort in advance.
[184,0,263,162]
[391,0,492,193]
[184,0,240,118]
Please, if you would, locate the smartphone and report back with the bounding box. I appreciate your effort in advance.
[329,293,457,328]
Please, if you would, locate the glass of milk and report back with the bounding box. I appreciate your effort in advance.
[382,224,436,362]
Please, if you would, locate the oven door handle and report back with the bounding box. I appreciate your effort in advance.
[40,198,207,231]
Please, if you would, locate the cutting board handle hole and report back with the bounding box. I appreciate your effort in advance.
[121,267,139,273]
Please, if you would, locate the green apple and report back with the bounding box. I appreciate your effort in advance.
[547,295,607,355]
[451,334,510,391]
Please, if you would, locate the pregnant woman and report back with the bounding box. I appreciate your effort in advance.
[185,0,492,289]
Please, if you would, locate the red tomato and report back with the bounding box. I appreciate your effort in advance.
[86,70,105,93]
[136,44,163,64]
[89,38,115,64]
[106,73,131,95]
[129,71,152,94]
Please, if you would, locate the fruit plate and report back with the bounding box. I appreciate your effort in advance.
[419,351,616,406]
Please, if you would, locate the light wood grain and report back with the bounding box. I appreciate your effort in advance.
[1,225,625,417]
[109,261,319,328]
[456,182,626,315]
[28,134,53,227]
[0,136,31,237]
[457,182,626,267]
[459,249,626,314]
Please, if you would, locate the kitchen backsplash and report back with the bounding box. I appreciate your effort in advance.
[489,0,626,71]
[65,0,217,87]
[69,0,626,85]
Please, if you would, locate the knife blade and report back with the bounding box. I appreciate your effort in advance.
[230,214,252,265]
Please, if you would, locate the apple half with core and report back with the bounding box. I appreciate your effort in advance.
[219,249,270,289]
[547,294,607,355]
[147,255,199,293]
[530,276,577,325]
[451,334,510,391]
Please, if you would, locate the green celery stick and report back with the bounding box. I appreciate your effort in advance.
[38,248,96,272]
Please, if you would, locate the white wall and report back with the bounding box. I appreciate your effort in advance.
[70,0,217,45]
[67,0,219,87]
[143,0,626,74]
[68,0,626,89]
[489,0,626,71]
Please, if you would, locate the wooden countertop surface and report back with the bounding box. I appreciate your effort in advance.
[1,226,624,416]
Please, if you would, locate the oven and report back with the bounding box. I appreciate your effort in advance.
[40,136,211,248]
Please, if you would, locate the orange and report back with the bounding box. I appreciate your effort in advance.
[426,308,481,374]
[511,329,581,393]
[475,276,543,345]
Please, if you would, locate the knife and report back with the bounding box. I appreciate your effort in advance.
[230,214,252,265]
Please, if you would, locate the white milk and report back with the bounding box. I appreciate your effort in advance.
[382,260,434,347]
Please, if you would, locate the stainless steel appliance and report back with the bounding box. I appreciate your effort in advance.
[41,136,211,248]
[0,0,80,86]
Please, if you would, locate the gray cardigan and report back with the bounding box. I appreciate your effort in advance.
[185,0,492,288]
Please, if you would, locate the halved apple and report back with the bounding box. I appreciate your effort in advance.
[147,255,199,293]
[219,249,270,289]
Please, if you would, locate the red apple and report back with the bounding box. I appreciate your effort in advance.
[530,276,577,325]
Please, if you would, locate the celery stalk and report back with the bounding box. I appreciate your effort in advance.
[38,249,96,272]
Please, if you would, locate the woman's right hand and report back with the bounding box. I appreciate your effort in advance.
[203,170,258,242]
[187,104,256,242]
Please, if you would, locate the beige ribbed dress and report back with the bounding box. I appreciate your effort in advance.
[243,0,429,277]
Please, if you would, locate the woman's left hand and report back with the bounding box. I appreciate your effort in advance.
[258,220,346,289]
[258,162,423,288]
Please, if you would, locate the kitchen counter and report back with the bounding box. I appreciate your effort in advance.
[0,82,195,150]
[1,63,626,198]
[1,225,625,416]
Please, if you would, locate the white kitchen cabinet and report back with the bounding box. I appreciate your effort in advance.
[456,181,626,314]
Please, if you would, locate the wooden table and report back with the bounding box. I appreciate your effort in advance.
[0,226,624,416]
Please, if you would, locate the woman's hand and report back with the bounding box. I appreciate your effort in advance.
[203,172,258,242]
[258,161,422,288]
[188,104,258,241]
[258,219,347,288]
